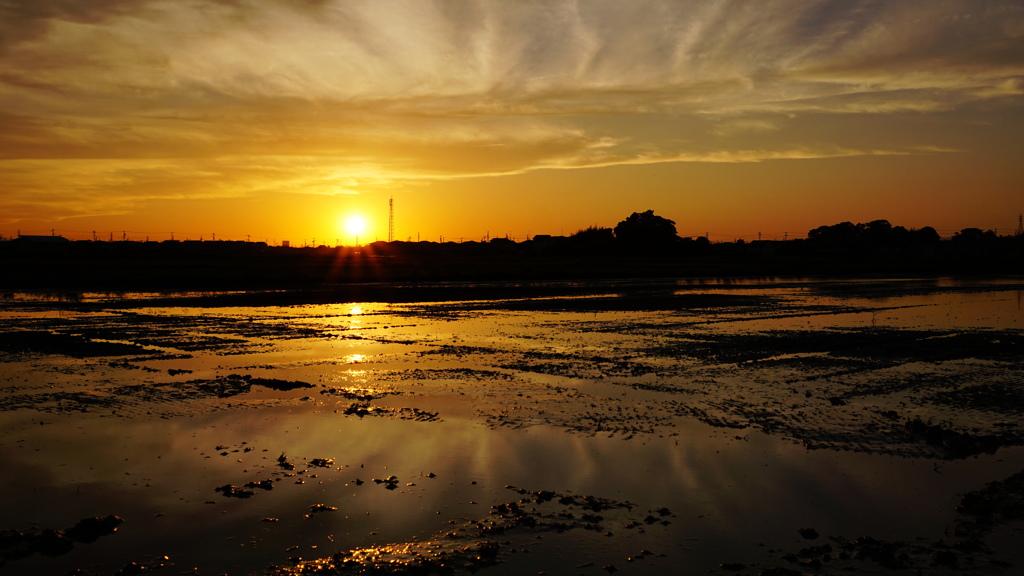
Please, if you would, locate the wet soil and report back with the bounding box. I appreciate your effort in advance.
[0,515,123,566]
[0,277,1022,575]
[270,485,671,576]
[720,467,1024,575]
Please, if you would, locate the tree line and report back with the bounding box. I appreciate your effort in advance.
[2,210,1020,290]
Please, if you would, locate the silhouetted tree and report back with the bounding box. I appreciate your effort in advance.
[672,235,710,257]
[568,226,615,253]
[952,228,998,243]
[570,226,615,243]
[807,221,859,243]
[911,226,940,243]
[860,219,893,240]
[889,225,911,243]
[613,211,679,247]
[809,220,939,246]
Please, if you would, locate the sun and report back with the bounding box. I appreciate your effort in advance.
[342,214,368,243]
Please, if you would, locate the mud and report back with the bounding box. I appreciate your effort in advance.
[270,485,671,576]
[0,374,316,414]
[0,516,123,566]
[0,277,1022,575]
[722,467,1024,575]
[0,330,153,357]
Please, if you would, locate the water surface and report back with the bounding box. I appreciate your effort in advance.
[1,277,1022,575]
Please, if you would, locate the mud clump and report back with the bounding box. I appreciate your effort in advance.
[0,391,119,413]
[65,516,125,544]
[0,373,320,417]
[372,476,400,490]
[341,402,441,422]
[797,527,819,540]
[342,403,382,418]
[271,485,671,575]
[903,417,1007,459]
[215,484,255,498]
[320,388,389,401]
[306,504,338,517]
[0,330,151,358]
[737,469,1024,575]
[112,556,174,576]
[929,381,1024,414]
[244,479,275,491]
[755,534,998,574]
[0,515,123,566]
[271,540,502,576]
[954,468,1024,540]
[199,374,314,397]
[244,375,314,391]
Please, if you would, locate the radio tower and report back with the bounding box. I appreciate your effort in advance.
[1017,213,1023,237]
[388,196,394,243]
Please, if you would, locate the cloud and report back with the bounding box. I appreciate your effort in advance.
[1,0,1022,220]
[0,155,404,225]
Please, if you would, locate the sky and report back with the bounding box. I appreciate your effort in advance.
[2,0,1023,245]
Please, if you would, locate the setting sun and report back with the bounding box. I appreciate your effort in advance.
[343,214,368,244]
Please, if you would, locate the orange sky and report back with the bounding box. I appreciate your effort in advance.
[2,1,1023,244]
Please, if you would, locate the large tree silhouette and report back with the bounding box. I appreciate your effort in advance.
[613,210,679,247]
[809,220,943,245]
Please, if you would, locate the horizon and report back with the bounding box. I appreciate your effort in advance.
[4,213,1019,247]
[2,1,1023,245]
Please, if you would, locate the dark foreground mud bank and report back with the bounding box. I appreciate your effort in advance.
[0,277,1022,575]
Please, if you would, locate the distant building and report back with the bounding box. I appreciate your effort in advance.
[281,240,290,248]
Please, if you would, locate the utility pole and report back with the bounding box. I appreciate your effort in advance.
[1017,214,1023,237]
[388,196,394,243]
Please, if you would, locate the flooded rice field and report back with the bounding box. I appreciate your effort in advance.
[1,277,1023,576]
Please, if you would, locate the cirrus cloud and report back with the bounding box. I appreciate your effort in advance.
[1,0,1022,221]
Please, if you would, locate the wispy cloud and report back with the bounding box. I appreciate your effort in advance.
[1,0,1022,220]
